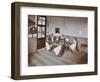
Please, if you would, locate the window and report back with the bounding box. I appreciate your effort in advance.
[55,28,60,33]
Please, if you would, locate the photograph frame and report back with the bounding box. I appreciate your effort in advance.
[11,2,98,80]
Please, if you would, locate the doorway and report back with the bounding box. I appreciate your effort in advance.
[37,16,46,50]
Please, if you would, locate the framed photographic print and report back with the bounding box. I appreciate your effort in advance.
[11,2,98,80]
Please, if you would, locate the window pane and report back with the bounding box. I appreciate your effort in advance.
[38,20,41,25]
[42,27,45,31]
[38,33,41,38]
[41,31,45,37]
[42,21,45,25]
[38,26,41,32]
[42,34,45,37]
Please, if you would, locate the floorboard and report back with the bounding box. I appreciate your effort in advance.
[28,48,87,66]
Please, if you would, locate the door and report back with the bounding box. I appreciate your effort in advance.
[37,16,46,50]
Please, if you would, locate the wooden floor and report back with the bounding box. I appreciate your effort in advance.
[28,48,87,66]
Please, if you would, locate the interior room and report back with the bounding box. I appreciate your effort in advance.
[28,15,88,66]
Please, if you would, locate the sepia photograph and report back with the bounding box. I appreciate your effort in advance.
[11,2,97,79]
[28,15,88,66]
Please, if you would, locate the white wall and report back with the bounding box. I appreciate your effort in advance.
[0,0,99,82]
[47,16,87,38]
[47,16,64,34]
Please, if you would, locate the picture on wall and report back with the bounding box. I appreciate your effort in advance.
[11,2,97,80]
